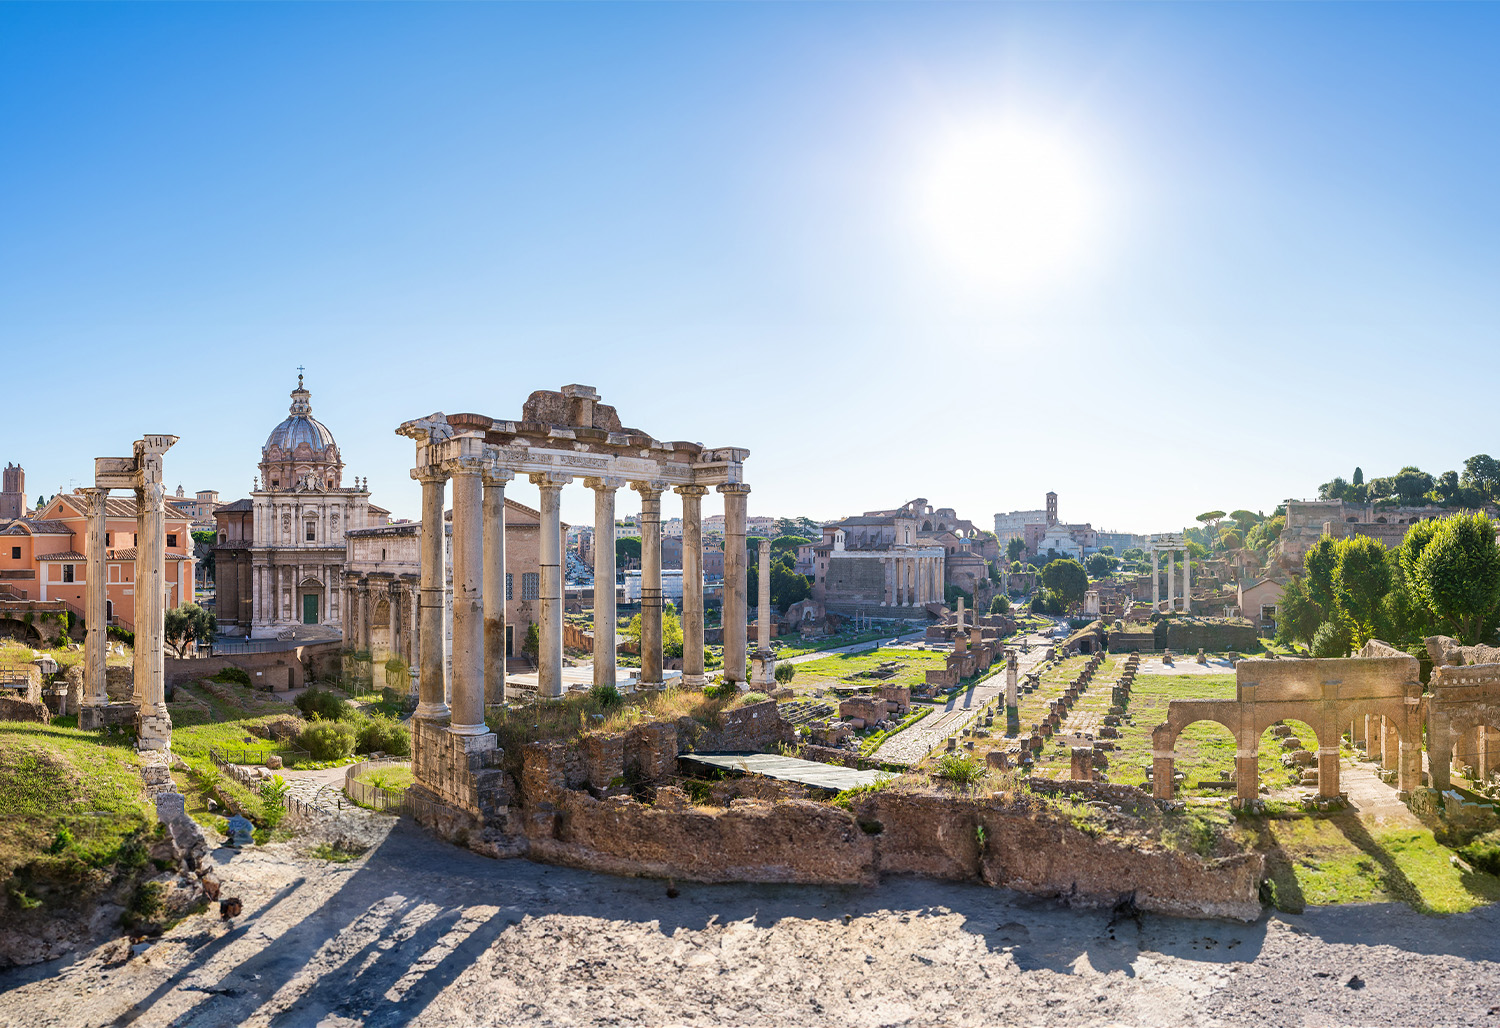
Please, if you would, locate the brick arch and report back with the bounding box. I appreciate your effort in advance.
[1427,662,1500,795]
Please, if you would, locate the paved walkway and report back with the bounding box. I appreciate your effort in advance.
[870,625,1058,766]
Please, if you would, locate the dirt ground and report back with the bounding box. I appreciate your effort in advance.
[2,815,1499,1028]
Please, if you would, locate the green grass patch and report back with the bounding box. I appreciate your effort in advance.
[792,648,948,692]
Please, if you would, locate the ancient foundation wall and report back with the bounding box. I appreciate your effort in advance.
[1163,621,1258,652]
[0,696,50,723]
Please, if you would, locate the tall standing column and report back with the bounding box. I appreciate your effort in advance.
[414,467,450,721]
[589,478,624,692]
[1181,545,1191,614]
[751,537,776,687]
[635,482,665,689]
[883,557,894,606]
[81,487,109,709]
[448,458,486,735]
[1151,549,1159,611]
[483,468,513,706]
[532,473,572,699]
[404,581,418,668]
[359,579,373,652]
[719,483,751,689]
[387,581,400,665]
[1167,550,1176,613]
[134,486,148,705]
[133,436,175,751]
[676,485,707,688]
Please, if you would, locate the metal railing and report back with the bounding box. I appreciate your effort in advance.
[209,743,313,768]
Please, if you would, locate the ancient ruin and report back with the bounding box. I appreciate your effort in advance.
[80,435,177,750]
[1149,532,1191,614]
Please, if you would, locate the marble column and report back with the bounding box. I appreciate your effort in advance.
[448,458,486,735]
[751,537,775,688]
[404,581,418,668]
[483,468,512,706]
[635,482,665,689]
[590,478,624,692]
[719,483,751,689]
[81,487,109,709]
[882,558,894,606]
[1181,545,1191,615]
[1151,549,1160,611]
[414,467,450,720]
[134,485,147,705]
[676,485,708,688]
[533,473,572,699]
[359,579,373,652]
[1167,550,1176,613]
[133,437,173,751]
[387,581,400,665]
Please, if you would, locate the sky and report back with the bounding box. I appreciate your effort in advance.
[2,2,1498,535]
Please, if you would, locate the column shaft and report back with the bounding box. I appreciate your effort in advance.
[415,470,450,720]
[449,464,486,734]
[83,488,108,707]
[1167,551,1176,612]
[719,483,751,688]
[590,480,622,691]
[676,485,707,688]
[134,487,147,705]
[1182,544,1191,614]
[533,474,571,699]
[483,471,510,705]
[636,484,664,688]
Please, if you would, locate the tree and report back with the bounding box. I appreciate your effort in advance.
[1353,467,1364,487]
[1218,529,1243,551]
[1085,553,1116,579]
[1435,470,1462,504]
[1275,576,1323,646]
[1331,536,1391,645]
[989,594,1011,614]
[1040,559,1088,609]
[1303,536,1340,614]
[522,622,540,661]
[625,602,685,656]
[1121,547,1145,562]
[1196,511,1226,534]
[1310,621,1352,658]
[615,536,641,568]
[747,550,812,614]
[1392,466,1434,506]
[774,661,796,685]
[163,603,213,658]
[1464,455,1500,502]
[1006,537,1026,564]
[770,535,808,559]
[1409,512,1500,644]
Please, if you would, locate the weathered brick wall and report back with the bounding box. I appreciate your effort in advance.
[686,700,795,753]
[1164,620,1257,652]
[412,719,509,819]
[0,696,49,723]
[823,555,888,613]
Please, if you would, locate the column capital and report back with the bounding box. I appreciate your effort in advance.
[717,483,752,497]
[674,484,709,498]
[438,455,487,477]
[529,471,574,490]
[79,487,110,517]
[631,480,668,501]
[411,465,449,485]
[584,476,626,493]
[482,466,516,487]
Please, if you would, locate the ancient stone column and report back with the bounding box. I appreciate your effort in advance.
[134,485,148,706]
[1151,724,1175,800]
[1181,544,1191,615]
[133,437,174,751]
[1005,651,1019,706]
[676,485,708,689]
[1151,548,1160,611]
[387,580,401,666]
[404,581,418,668]
[482,467,512,706]
[359,578,373,652]
[533,473,572,699]
[81,487,109,710]
[1381,715,1400,772]
[1317,738,1340,799]
[414,467,450,721]
[635,482,665,690]
[448,457,487,735]
[719,483,751,689]
[751,537,775,688]
[1167,550,1176,613]
[882,557,894,606]
[590,477,623,692]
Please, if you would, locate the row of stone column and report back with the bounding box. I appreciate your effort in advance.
[1150,548,1191,614]
[414,461,752,734]
[343,576,416,667]
[882,554,940,607]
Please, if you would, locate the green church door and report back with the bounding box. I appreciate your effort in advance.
[302,594,318,625]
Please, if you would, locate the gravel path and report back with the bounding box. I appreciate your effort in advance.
[2,817,1497,1027]
[870,629,1055,766]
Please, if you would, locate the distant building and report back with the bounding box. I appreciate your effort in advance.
[1,464,24,521]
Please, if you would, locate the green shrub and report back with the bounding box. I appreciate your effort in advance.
[741,692,770,705]
[703,682,737,700]
[589,683,622,708]
[211,667,253,688]
[298,721,357,761]
[774,662,796,684]
[125,881,165,928]
[933,752,987,789]
[295,688,351,722]
[259,774,290,830]
[1460,830,1500,876]
[1310,621,1352,659]
[989,595,1011,615]
[354,713,410,756]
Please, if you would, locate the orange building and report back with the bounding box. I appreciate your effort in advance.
[0,493,195,631]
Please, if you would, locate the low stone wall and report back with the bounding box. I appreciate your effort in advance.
[681,700,796,753]
[165,642,343,691]
[79,702,137,730]
[0,696,50,723]
[1164,620,1258,652]
[1025,777,1158,814]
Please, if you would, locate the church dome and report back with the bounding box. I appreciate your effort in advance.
[259,375,344,490]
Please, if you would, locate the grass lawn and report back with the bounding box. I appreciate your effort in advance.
[0,720,152,890]
[775,630,892,660]
[790,648,949,693]
[353,764,415,791]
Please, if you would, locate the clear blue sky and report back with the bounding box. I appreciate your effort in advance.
[3,2,1497,533]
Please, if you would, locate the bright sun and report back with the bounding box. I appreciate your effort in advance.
[918,121,1097,291]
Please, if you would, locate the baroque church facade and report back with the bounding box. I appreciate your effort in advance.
[214,377,386,638]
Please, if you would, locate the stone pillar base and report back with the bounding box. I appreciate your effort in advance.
[1235,754,1259,802]
[1005,705,1020,736]
[136,704,173,752]
[679,674,707,690]
[1152,756,1175,800]
[80,702,137,731]
[750,653,776,689]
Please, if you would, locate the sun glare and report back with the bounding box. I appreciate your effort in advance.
[917,121,1098,291]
